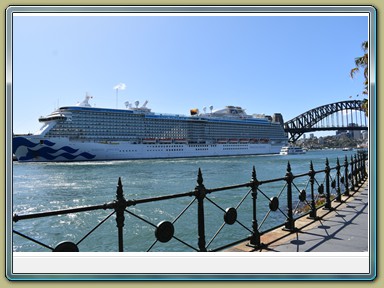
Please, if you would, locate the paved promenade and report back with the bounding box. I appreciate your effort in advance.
[226,180,369,252]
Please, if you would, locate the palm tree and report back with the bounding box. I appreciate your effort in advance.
[350,41,368,116]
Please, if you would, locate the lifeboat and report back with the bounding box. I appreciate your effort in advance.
[143,138,157,144]
[174,138,187,144]
[159,138,172,144]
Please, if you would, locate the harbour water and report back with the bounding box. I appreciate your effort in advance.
[12,149,357,252]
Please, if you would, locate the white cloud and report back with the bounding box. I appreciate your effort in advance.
[113,83,126,90]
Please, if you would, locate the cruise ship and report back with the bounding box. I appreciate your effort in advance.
[13,95,288,162]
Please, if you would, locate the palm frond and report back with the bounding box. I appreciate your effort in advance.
[362,41,368,53]
[350,67,359,78]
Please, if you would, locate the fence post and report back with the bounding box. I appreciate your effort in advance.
[284,162,296,231]
[249,166,261,247]
[308,161,318,219]
[362,152,368,180]
[115,177,126,252]
[335,158,342,203]
[343,156,350,196]
[358,153,364,182]
[350,155,355,192]
[323,158,333,210]
[195,168,207,252]
[354,154,360,185]
[363,151,368,179]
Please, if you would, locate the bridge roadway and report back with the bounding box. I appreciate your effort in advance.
[225,180,369,253]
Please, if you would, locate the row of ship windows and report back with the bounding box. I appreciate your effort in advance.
[48,133,282,143]
[69,116,277,130]
[47,134,281,143]
[58,121,280,132]
[118,147,266,153]
[65,126,279,136]
[148,145,184,148]
[223,147,249,150]
[73,113,268,125]
[49,130,281,139]
[49,124,283,138]
[60,129,276,135]
[72,113,279,125]
[188,144,217,147]
[78,120,273,130]
[82,127,277,136]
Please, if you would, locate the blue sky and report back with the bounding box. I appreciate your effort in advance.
[12,13,368,135]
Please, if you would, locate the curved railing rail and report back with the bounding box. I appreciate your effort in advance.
[13,151,368,252]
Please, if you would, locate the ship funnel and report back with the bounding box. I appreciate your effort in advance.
[272,113,284,125]
[124,101,130,108]
[76,94,93,107]
[135,101,139,108]
[190,108,199,116]
[209,105,213,112]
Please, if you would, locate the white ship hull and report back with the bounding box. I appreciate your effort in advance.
[13,136,283,162]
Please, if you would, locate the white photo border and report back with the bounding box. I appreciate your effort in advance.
[6,5,377,281]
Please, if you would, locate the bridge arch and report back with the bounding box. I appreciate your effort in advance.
[284,100,367,143]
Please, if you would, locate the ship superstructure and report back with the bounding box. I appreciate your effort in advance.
[13,95,288,161]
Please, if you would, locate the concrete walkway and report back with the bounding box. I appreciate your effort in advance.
[226,179,369,252]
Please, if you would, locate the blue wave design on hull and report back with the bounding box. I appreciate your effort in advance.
[19,148,96,161]
[43,140,56,146]
[14,137,96,161]
[20,148,96,161]
[12,137,39,153]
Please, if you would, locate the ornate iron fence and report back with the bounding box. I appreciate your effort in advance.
[13,152,367,252]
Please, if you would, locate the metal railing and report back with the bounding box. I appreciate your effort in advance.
[13,152,368,252]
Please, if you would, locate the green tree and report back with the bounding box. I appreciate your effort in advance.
[350,41,368,116]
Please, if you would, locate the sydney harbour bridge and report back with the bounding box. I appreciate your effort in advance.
[284,100,368,143]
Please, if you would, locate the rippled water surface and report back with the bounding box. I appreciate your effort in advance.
[12,149,357,252]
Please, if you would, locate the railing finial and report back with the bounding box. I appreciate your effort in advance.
[116,177,124,201]
[197,168,204,186]
[195,168,207,252]
[252,165,257,182]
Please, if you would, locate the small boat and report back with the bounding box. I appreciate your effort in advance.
[280,146,306,155]
[174,138,188,144]
[342,147,353,151]
[143,138,157,144]
[158,138,172,144]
